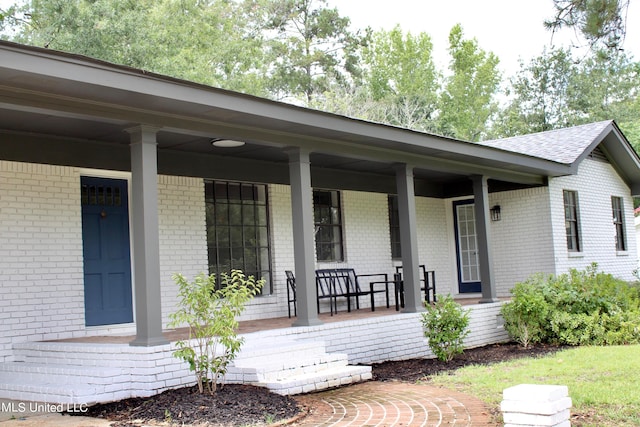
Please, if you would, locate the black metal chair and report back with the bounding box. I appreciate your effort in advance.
[394,264,436,310]
[315,269,339,315]
[315,268,391,313]
[285,270,297,318]
[334,268,391,312]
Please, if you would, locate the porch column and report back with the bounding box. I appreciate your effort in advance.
[127,125,168,346]
[287,147,322,326]
[471,175,499,303]
[395,163,423,313]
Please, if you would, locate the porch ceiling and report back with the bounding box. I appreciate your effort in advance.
[0,41,570,197]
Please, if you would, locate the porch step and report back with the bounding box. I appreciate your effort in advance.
[12,342,131,367]
[0,362,127,385]
[4,336,371,403]
[227,337,372,395]
[0,366,111,405]
[266,365,372,395]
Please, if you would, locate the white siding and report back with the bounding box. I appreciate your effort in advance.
[548,158,638,280]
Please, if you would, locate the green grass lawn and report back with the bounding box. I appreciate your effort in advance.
[428,345,640,426]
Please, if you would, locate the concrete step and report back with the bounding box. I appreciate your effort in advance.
[236,338,327,361]
[264,365,372,396]
[230,352,350,382]
[227,337,371,395]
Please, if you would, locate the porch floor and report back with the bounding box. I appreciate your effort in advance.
[52,298,488,344]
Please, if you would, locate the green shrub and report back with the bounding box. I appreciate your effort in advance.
[501,276,551,347]
[503,263,640,347]
[550,310,640,346]
[421,295,470,362]
[168,270,263,394]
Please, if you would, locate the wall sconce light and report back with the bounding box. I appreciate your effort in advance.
[490,205,501,221]
[210,138,245,148]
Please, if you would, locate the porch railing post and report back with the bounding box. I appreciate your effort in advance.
[127,125,169,346]
[471,175,499,303]
[395,163,424,313]
[287,147,322,326]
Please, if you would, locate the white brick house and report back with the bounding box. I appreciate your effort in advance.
[1,40,639,374]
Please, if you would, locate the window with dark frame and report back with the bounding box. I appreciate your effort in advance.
[388,195,402,259]
[563,190,581,252]
[313,190,344,262]
[612,196,627,251]
[204,180,272,294]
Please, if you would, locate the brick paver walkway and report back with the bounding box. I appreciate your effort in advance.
[292,381,497,426]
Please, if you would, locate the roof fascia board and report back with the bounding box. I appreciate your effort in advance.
[0,85,571,184]
[1,43,570,175]
[569,121,616,171]
[567,121,640,194]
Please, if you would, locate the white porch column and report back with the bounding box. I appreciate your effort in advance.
[287,147,322,326]
[395,163,424,313]
[127,125,168,346]
[471,175,499,303]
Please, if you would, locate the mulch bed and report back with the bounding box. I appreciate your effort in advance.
[71,342,564,426]
[372,341,564,382]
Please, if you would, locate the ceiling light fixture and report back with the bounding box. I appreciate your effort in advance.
[211,138,245,148]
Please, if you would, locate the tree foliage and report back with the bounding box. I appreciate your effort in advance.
[1,0,639,149]
[3,0,269,95]
[257,0,366,104]
[491,47,640,150]
[437,24,501,141]
[545,0,631,52]
[492,48,579,136]
[359,26,440,131]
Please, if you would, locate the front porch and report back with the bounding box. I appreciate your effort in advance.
[0,302,508,406]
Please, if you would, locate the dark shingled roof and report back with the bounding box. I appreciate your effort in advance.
[476,120,614,165]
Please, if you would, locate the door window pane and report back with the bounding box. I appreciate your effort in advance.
[456,204,480,283]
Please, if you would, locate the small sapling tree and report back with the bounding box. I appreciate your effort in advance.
[168,270,263,394]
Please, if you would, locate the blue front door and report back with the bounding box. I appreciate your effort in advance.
[81,176,133,326]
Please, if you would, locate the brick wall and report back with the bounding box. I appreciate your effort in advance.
[0,163,213,360]
[0,161,85,361]
[549,158,638,280]
[415,197,453,294]
[10,301,508,404]
[3,156,635,362]
[488,187,556,295]
[157,175,208,327]
[250,302,508,364]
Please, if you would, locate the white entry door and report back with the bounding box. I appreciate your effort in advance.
[454,201,481,293]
